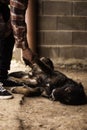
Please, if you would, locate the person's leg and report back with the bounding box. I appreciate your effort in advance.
[0,33,14,99]
[0,33,14,80]
[0,32,23,85]
[0,33,22,99]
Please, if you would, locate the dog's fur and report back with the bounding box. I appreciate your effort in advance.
[9,57,87,105]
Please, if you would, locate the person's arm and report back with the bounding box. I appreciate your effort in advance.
[10,0,53,74]
[10,0,28,49]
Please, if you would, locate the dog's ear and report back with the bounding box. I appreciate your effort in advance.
[40,57,54,70]
[79,82,83,87]
[78,82,84,91]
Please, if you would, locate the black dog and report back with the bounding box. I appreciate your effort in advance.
[9,57,87,105]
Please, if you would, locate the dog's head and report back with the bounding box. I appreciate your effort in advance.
[30,57,54,74]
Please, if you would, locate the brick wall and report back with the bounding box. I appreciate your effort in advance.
[37,0,87,65]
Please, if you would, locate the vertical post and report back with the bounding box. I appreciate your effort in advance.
[26,0,36,53]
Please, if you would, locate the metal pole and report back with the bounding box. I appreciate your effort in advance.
[26,0,36,53]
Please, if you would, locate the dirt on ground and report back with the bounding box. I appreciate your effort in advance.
[0,60,87,130]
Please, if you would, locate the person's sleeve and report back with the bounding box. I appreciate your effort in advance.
[10,0,28,49]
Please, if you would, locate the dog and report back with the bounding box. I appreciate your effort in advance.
[9,57,87,105]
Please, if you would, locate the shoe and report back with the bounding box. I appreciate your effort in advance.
[0,82,13,99]
[0,78,23,87]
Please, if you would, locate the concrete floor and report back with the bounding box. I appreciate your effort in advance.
[0,61,87,130]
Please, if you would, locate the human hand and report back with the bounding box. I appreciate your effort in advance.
[22,47,38,67]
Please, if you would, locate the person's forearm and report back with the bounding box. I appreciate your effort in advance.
[10,0,28,49]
